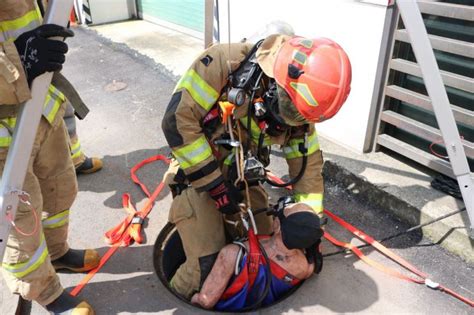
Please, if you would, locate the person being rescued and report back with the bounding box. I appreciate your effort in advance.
[191,202,323,311]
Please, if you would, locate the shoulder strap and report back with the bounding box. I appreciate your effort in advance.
[247,228,261,288]
[229,39,265,90]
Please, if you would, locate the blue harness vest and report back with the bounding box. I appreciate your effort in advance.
[215,229,301,312]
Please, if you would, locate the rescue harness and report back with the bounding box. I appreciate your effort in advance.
[214,227,302,312]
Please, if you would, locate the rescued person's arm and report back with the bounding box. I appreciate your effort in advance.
[191,244,240,309]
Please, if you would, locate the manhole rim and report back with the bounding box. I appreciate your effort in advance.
[153,222,304,313]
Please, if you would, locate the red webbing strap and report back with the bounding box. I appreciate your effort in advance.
[324,209,474,307]
[323,232,424,284]
[71,155,170,297]
[266,172,474,307]
[324,209,428,279]
[70,243,120,297]
[130,155,167,198]
[247,228,261,288]
[105,155,169,246]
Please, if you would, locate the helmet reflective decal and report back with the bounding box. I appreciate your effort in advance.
[292,50,307,66]
[289,82,319,107]
[299,39,313,49]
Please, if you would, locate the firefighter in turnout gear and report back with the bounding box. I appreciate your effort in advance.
[161,34,352,299]
[0,1,99,313]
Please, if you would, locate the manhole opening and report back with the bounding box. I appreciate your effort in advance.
[153,222,303,312]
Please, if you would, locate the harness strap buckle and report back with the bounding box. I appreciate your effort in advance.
[131,216,144,225]
[283,275,294,283]
[425,279,440,290]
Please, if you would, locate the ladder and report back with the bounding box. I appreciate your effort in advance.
[0,0,74,258]
[394,0,473,235]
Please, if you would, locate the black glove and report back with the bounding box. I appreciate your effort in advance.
[208,180,243,215]
[14,24,74,85]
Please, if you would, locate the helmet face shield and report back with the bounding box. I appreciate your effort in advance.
[276,84,308,126]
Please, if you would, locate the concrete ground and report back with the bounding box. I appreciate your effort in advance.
[1,21,473,314]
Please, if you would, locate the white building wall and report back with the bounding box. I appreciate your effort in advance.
[218,0,388,152]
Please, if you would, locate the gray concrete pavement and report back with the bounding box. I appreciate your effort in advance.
[1,22,473,314]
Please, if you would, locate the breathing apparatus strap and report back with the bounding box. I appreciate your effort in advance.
[228,39,265,90]
[264,125,310,188]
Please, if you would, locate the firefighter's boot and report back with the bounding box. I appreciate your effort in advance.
[45,290,95,315]
[75,156,103,175]
[52,248,100,272]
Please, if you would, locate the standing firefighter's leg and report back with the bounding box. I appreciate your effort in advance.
[168,187,226,299]
[35,115,76,260]
[63,100,86,168]
[0,118,63,306]
[36,114,100,273]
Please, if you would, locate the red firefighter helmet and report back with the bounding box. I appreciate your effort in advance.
[256,35,352,123]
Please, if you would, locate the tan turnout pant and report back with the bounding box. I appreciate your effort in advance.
[0,105,77,306]
[168,184,273,299]
[63,100,86,167]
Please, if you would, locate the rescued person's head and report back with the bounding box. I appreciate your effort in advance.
[273,203,323,250]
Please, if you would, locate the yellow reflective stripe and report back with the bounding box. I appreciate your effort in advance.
[0,9,40,30]
[0,127,11,146]
[0,9,42,42]
[0,118,16,147]
[224,152,235,166]
[42,210,70,229]
[2,234,48,278]
[295,193,324,214]
[284,130,320,159]
[42,85,65,123]
[289,82,318,107]
[175,69,219,111]
[70,140,82,159]
[0,10,40,31]
[173,135,213,169]
[239,117,271,146]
